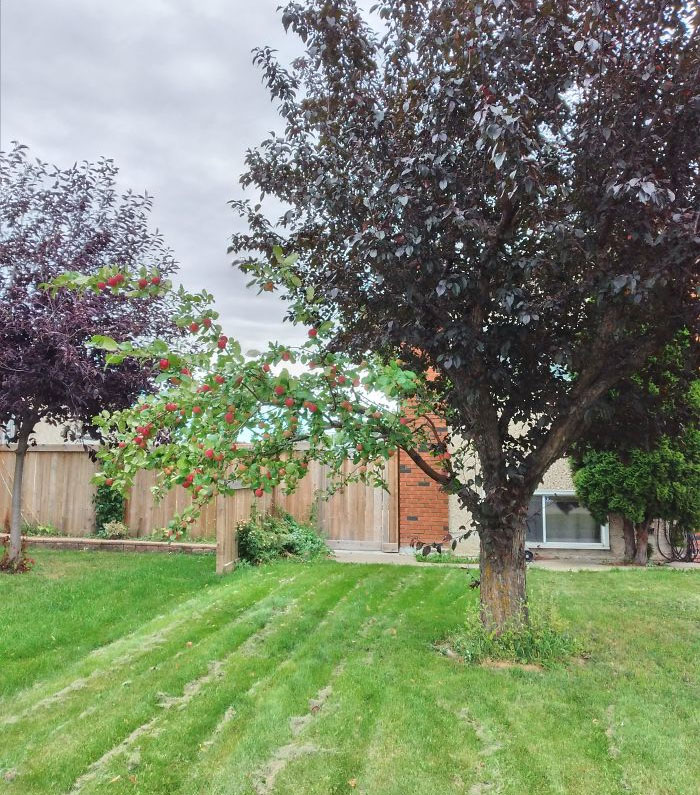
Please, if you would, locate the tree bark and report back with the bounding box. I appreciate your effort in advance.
[479,518,528,632]
[633,518,652,566]
[622,516,637,563]
[9,421,32,563]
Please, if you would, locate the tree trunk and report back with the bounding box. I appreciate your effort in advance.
[9,421,32,563]
[622,516,637,563]
[479,519,528,632]
[633,519,652,566]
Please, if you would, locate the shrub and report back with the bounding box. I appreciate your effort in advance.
[237,511,329,565]
[93,484,125,536]
[96,520,129,540]
[443,603,586,668]
[21,522,64,537]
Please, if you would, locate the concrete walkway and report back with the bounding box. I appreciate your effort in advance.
[331,549,697,572]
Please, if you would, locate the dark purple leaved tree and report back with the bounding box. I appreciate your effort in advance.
[0,143,180,567]
[231,0,699,629]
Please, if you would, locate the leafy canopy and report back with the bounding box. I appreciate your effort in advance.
[52,257,453,531]
[0,143,181,440]
[230,0,698,521]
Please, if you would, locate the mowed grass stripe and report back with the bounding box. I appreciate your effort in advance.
[61,563,360,795]
[1,563,352,795]
[0,563,307,755]
[199,567,453,795]
[0,563,288,721]
[87,565,407,795]
[0,552,221,699]
[267,568,468,795]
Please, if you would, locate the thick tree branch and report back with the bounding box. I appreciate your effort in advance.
[401,446,451,487]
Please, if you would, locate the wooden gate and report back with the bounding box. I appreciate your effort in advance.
[261,455,399,553]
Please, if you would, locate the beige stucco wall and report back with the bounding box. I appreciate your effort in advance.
[449,457,633,562]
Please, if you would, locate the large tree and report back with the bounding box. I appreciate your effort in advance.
[224,0,699,627]
[0,143,180,567]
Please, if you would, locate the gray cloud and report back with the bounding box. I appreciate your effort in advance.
[1,0,307,351]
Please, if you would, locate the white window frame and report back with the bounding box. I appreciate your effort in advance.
[526,490,609,550]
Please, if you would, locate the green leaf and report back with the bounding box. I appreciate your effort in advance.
[91,335,119,351]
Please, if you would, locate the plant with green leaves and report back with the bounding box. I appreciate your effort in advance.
[573,433,700,565]
[51,258,446,549]
[572,339,699,565]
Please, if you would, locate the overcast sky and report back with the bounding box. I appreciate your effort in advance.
[0,0,311,352]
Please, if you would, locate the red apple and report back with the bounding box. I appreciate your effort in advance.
[204,449,214,459]
[281,351,291,361]
[105,478,114,486]
[203,317,212,328]
[159,358,170,370]
[217,335,228,349]
[284,397,295,408]
[225,411,235,424]
[151,275,161,285]
[214,374,225,384]
[308,328,318,338]
[97,281,106,290]
[189,322,199,333]
[262,363,271,373]
[254,488,264,497]
[274,385,285,396]
[192,406,202,415]
[138,277,149,289]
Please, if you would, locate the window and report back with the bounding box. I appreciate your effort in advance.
[526,493,607,548]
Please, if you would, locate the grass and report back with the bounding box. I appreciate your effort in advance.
[0,552,697,794]
[414,551,479,564]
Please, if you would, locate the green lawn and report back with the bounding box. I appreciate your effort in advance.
[0,551,698,794]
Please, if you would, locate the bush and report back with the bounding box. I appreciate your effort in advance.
[21,522,64,537]
[237,511,329,565]
[443,603,586,667]
[96,520,129,540]
[93,484,125,536]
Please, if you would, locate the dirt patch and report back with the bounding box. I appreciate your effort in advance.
[481,659,543,672]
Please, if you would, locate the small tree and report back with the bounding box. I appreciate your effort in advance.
[226,1,698,628]
[0,143,180,567]
[573,435,700,565]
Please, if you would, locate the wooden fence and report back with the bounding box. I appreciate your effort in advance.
[0,445,399,574]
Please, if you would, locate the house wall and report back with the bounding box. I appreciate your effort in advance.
[398,449,647,563]
[397,407,450,547]
[447,458,631,561]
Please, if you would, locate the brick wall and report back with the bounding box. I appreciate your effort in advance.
[397,412,450,547]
